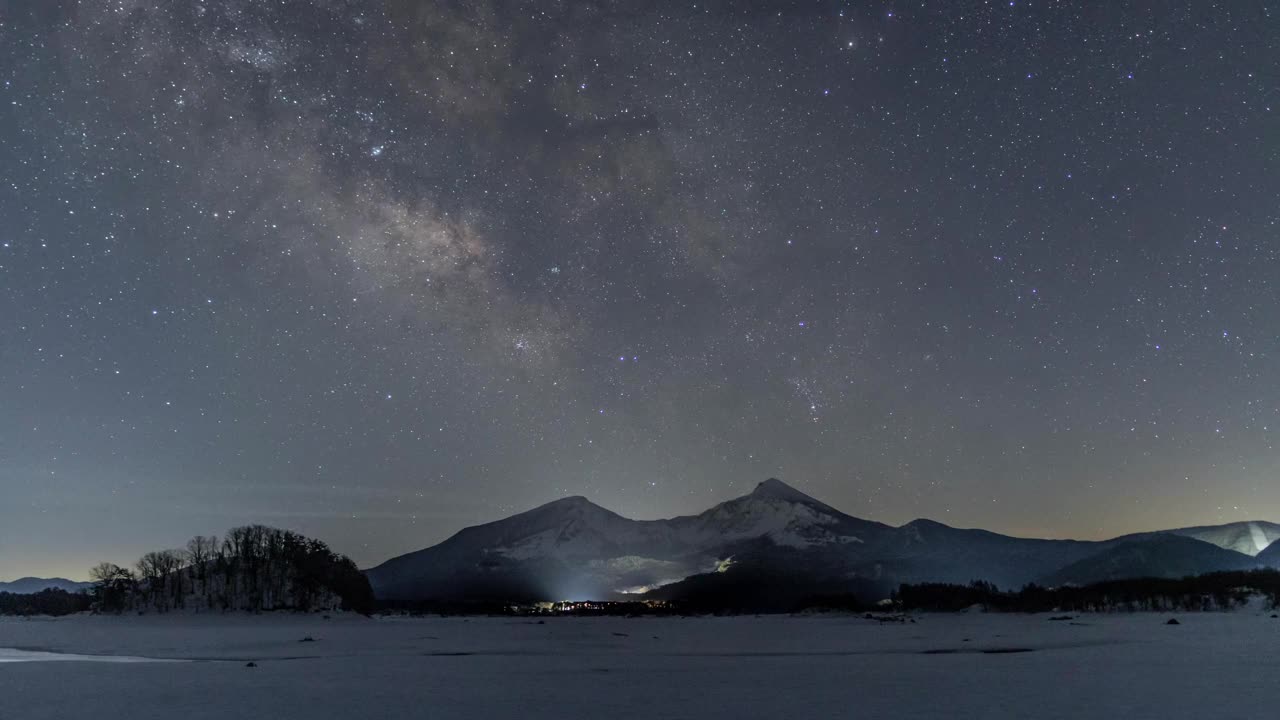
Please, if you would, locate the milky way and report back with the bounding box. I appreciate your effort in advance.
[1,1,1277,578]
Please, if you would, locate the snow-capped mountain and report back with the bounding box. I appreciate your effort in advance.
[671,478,890,549]
[366,479,883,601]
[365,479,1277,604]
[1116,521,1280,557]
[0,577,92,595]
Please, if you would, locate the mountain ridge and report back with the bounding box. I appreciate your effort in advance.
[0,577,92,595]
[1041,535,1260,587]
[365,478,1275,605]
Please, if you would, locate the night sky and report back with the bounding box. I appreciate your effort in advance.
[2,1,1277,580]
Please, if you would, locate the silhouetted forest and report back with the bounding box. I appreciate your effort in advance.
[0,589,91,616]
[89,524,374,615]
[897,570,1280,612]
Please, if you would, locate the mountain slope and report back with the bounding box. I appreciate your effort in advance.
[856,519,1105,589]
[0,577,92,595]
[1117,521,1280,557]
[667,478,892,550]
[366,479,887,602]
[1040,535,1261,586]
[367,496,662,601]
[1257,541,1280,568]
[366,479,1280,605]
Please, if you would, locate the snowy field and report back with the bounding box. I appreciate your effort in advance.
[2,610,1279,719]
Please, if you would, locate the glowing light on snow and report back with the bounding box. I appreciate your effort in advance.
[1248,522,1270,554]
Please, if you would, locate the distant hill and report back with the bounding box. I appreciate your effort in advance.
[1039,535,1262,587]
[365,478,1280,609]
[1258,540,1280,568]
[0,577,92,595]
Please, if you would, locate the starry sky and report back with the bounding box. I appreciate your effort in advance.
[2,1,1278,580]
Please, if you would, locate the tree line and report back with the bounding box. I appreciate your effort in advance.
[0,589,92,616]
[89,525,374,614]
[896,570,1280,613]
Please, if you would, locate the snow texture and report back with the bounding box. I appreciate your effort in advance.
[367,479,888,600]
[3,611,1280,719]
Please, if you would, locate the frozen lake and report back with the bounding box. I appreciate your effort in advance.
[2,611,1278,718]
[0,647,184,664]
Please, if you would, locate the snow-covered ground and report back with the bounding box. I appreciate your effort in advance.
[2,610,1279,718]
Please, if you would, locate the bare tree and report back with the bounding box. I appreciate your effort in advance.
[160,549,185,609]
[95,524,374,615]
[89,562,121,585]
[135,550,184,611]
[185,535,217,608]
[135,552,167,611]
[88,562,136,613]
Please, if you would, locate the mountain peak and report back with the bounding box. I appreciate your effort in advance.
[527,495,620,519]
[553,495,592,505]
[750,478,822,505]
[539,495,599,510]
[903,518,949,530]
